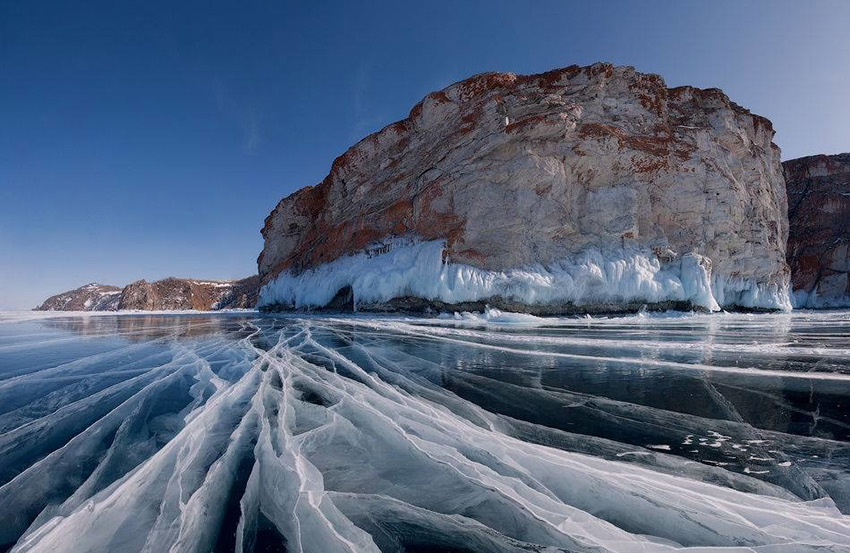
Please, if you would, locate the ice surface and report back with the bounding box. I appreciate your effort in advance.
[0,310,849,552]
[258,240,792,312]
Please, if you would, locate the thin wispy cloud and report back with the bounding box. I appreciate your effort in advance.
[349,63,392,141]
[214,79,264,155]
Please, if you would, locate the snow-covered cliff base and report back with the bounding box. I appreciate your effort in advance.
[258,241,791,314]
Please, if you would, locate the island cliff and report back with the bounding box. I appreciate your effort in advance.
[35,283,122,311]
[118,276,259,310]
[35,276,259,312]
[257,62,791,313]
[784,153,850,308]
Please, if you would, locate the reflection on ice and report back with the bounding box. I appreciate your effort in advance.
[1,310,849,552]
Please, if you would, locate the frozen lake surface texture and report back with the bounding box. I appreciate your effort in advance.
[1,309,849,552]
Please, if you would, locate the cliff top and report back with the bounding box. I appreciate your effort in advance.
[265,61,776,231]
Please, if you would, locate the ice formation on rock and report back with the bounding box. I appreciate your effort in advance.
[259,240,791,312]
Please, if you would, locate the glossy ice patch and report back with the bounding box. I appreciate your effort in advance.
[0,310,849,552]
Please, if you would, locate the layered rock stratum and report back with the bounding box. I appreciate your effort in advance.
[784,153,850,308]
[258,62,791,313]
[35,276,259,311]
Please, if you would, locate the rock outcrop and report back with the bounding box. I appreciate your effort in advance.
[258,62,791,313]
[35,283,122,311]
[118,276,259,311]
[35,276,260,311]
[784,153,850,308]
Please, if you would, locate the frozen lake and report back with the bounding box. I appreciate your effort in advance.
[1,309,849,552]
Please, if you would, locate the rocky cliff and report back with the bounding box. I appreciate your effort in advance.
[784,153,850,308]
[118,276,259,311]
[258,62,791,313]
[35,283,122,311]
[35,276,259,311]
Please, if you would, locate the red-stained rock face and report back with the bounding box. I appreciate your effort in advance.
[784,154,850,307]
[259,62,789,310]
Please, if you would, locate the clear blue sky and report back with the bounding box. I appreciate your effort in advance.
[1,0,848,309]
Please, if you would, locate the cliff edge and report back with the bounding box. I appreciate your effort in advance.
[255,62,791,313]
[785,153,850,308]
[35,276,259,312]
